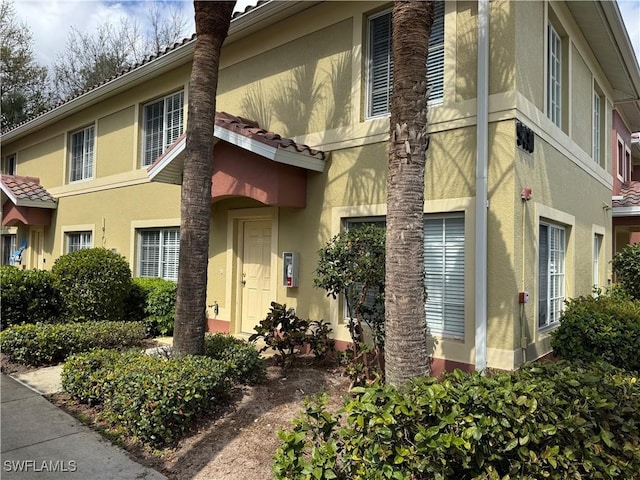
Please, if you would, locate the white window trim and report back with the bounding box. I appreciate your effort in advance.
[616,134,629,182]
[535,205,574,334]
[538,221,566,330]
[136,227,180,281]
[65,231,93,253]
[547,21,562,128]
[2,153,16,175]
[61,225,95,256]
[625,144,632,183]
[592,225,605,294]
[141,90,185,167]
[69,125,95,183]
[592,90,601,164]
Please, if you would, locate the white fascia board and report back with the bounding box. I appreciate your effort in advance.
[214,126,277,160]
[274,148,325,172]
[214,126,325,172]
[612,206,640,216]
[148,135,187,182]
[2,44,195,143]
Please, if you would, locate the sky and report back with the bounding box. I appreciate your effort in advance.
[12,0,640,73]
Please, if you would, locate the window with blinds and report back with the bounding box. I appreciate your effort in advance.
[66,232,92,253]
[366,1,445,118]
[138,228,180,281]
[538,222,565,329]
[424,214,465,339]
[142,91,184,167]
[69,126,95,182]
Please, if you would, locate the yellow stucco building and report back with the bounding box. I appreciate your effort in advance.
[2,1,639,373]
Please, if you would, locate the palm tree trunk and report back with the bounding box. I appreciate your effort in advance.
[173,1,235,357]
[384,0,434,385]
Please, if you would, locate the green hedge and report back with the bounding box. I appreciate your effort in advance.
[52,248,132,322]
[62,349,235,446]
[551,293,640,371]
[126,278,177,336]
[204,333,266,385]
[0,266,63,330]
[0,321,146,365]
[612,242,640,300]
[274,361,640,480]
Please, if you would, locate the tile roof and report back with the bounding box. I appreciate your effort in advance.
[613,181,640,208]
[0,175,57,207]
[1,1,271,136]
[215,112,326,160]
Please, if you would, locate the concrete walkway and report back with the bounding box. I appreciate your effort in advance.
[1,374,166,480]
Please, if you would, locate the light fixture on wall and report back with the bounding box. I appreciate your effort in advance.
[520,188,532,201]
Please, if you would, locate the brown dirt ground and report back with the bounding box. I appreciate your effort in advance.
[44,356,351,480]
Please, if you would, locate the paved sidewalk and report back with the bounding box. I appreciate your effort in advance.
[1,374,166,480]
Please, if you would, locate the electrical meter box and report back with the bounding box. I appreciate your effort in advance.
[282,252,299,287]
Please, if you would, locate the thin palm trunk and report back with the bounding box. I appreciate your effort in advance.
[173,1,235,356]
[385,1,434,385]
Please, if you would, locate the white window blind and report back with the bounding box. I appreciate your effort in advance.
[139,228,180,281]
[593,234,601,291]
[70,126,94,182]
[424,214,465,339]
[547,23,562,127]
[143,91,184,167]
[66,232,92,253]
[538,223,565,329]
[367,1,445,118]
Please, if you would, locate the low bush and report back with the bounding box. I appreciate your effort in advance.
[0,321,146,365]
[52,248,132,322]
[249,302,334,367]
[0,266,63,330]
[62,349,234,446]
[612,242,640,300]
[273,360,640,480]
[204,333,265,385]
[126,278,177,336]
[551,293,640,371]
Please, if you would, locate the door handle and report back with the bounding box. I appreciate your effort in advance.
[242,273,246,286]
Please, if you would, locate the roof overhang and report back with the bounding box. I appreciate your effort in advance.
[148,127,325,186]
[566,1,640,131]
[1,1,319,145]
[613,206,640,217]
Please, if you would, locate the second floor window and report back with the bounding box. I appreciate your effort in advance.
[66,232,92,253]
[70,126,95,182]
[2,154,16,175]
[143,91,184,167]
[547,22,562,128]
[366,1,445,118]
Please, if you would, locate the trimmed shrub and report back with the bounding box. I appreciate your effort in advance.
[551,293,640,370]
[0,266,63,329]
[249,302,334,367]
[0,321,146,365]
[52,248,132,322]
[128,277,177,336]
[273,361,640,480]
[612,242,640,300]
[204,333,266,384]
[62,349,234,446]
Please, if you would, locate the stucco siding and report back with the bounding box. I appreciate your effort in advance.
[515,1,544,111]
[96,106,136,178]
[570,45,593,155]
[17,135,65,187]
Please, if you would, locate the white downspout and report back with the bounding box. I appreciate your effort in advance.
[475,0,489,372]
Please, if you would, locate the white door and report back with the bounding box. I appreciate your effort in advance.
[240,220,273,334]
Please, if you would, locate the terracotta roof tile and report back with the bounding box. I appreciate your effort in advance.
[215,112,325,160]
[0,175,57,206]
[613,181,640,208]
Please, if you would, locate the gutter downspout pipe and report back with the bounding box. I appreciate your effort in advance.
[475,0,489,372]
